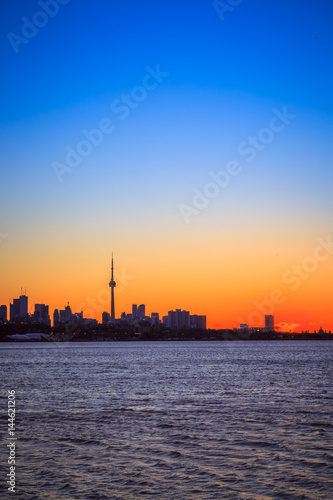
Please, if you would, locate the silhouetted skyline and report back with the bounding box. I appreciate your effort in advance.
[1,1,332,333]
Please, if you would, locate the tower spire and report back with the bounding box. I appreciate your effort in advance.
[109,253,116,322]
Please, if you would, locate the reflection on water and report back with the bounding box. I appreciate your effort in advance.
[0,341,332,499]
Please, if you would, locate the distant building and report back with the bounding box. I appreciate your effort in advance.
[151,312,160,325]
[19,294,28,317]
[190,314,206,329]
[59,303,73,323]
[64,303,72,322]
[34,304,51,325]
[164,309,190,329]
[74,312,83,320]
[0,305,7,323]
[59,310,66,322]
[137,304,145,321]
[10,294,29,321]
[265,315,274,331]
[132,304,138,319]
[53,309,59,325]
[10,299,20,321]
[102,312,110,325]
[162,315,168,326]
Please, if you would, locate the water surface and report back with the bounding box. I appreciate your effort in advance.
[0,341,332,499]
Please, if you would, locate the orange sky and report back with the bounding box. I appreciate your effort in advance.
[1,223,332,332]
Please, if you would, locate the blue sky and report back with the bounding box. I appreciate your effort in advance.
[1,0,332,223]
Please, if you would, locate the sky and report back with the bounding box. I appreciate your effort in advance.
[0,0,332,331]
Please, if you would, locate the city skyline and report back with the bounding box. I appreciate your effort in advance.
[0,250,331,332]
[1,1,332,333]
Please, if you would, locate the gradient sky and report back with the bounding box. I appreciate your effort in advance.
[1,0,332,331]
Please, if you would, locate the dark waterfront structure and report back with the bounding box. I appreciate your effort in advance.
[109,253,116,322]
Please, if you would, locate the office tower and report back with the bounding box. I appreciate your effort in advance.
[59,303,72,323]
[10,299,20,320]
[190,314,206,329]
[137,304,145,321]
[10,293,29,321]
[34,304,51,325]
[265,315,274,330]
[132,304,138,319]
[151,312,159,325]
[109,253,116,322]
[167,309,190,329]
[0,305,7,323]
[53,309,59,325]
[162,315,169,326]
[19,294,28,317]
[102,312,110,325]
[64,303,72,322]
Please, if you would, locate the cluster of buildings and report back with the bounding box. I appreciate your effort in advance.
[0,293,51,326]
[0,258,282,333]
[0,293,206,330]
[238,314,275,332]
[0,294,97,328]
[53,303,98,327]
[101,304,206,329]
[103,255,206,328]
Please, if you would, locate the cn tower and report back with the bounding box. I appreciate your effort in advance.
[109,253,116,322]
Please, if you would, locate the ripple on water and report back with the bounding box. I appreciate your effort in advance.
[0,341,332,500]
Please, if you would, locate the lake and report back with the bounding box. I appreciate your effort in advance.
[0,341,332,499]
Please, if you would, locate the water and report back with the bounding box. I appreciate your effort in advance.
[0,341,332,499]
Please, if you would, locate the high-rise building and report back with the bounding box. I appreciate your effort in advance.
[34,304,51,325]
[64,303,72,322]
[53,309,59,325]
[19,294,28,317]
[109,253,116,322]
[190,314,206,329]
[59,310,66,322]
[59,303,72,323]
[10,293,29,321]
[137,304,145,321]
[0,305,7,323]
[102,312,110,325]
[10,299,20,320]
[165,309,190,329]
[265,315,274,331]
[151,312,159,325]
[132,304,137,319]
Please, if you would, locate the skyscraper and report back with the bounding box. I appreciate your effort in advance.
[109,253,116,322]
[34,304,51,325]
[19,294,28,317]
[169,309,190,329]
[10,293,29,321]
[53,309,59,325]
[102,311,110,325]
[265,315,274,331]
[137,304,145,321]
[0,305,7,323]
